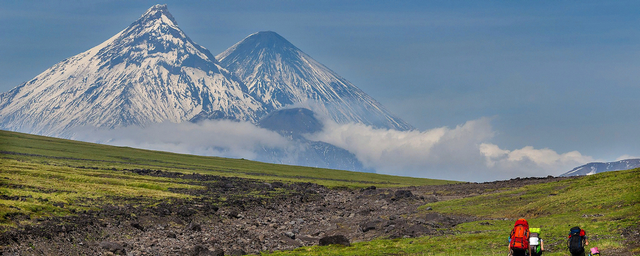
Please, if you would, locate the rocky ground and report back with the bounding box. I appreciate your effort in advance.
[0,170,635,255]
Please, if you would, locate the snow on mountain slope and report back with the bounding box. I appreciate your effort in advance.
[217,31,414,131]
[0,4,264,136]
[560,158,640,177]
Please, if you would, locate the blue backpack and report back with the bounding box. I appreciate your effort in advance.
[568,227,585,254]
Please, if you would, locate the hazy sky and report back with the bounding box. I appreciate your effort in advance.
[1,1,639,180]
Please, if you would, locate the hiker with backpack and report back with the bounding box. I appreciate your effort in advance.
[508,218,530,256]
[529,227,544,256]
[568,226,589,256]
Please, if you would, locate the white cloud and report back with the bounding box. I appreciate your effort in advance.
[69,116,594,182]
[70,120,295,160]
[480,144,593,178]
[616,155,640,161]
[308,117,592,181]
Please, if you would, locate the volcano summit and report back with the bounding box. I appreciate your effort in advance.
[217,31,413,131]
[0,4,264,136]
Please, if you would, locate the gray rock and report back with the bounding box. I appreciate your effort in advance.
[190,244,211,256]
[100,241,126,255]
[319,235,350,246]
[130,222,145,232]
[228,249,246,256]
[394,190,414,199]
[211,248,225,256]
[360,220,381,232]
[187,222,202,232]
[284,231,295,239]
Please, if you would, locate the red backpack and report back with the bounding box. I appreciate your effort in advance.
[510,218,530,250]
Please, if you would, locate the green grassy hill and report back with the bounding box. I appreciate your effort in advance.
[0,130,454,188]
[0,129,455,228]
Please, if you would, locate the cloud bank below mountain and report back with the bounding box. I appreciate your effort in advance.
[308,117,593,181]
[70,120,295,161]
[71,117,593,182]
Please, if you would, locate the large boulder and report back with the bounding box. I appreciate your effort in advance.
[190,244,211,256]
[360,221,380,232]
[393,190,414,200]
[211,248,225,256]
[319,235,350,246]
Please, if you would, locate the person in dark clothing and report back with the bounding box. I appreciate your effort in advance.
[568,226,589,256]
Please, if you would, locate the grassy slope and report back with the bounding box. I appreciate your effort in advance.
[0,130,454,188]
[0,129,455,227]
[266,169,640,255]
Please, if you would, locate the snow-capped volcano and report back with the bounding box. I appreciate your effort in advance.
[0,5,413,139]
[217,31,413,131]
[0,4,263,136]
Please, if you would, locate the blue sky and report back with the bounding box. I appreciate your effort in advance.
[1,1,639,178]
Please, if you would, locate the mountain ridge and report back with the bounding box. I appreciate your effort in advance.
[560,158,640,177]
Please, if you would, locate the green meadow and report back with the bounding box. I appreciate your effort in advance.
[1,129,638,255]
[0,130,454,229]
[265,168,639,255]
[0,130,454,189]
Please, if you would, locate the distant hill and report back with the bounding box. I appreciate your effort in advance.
[0,129,451,188]
[560,158,640,177]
